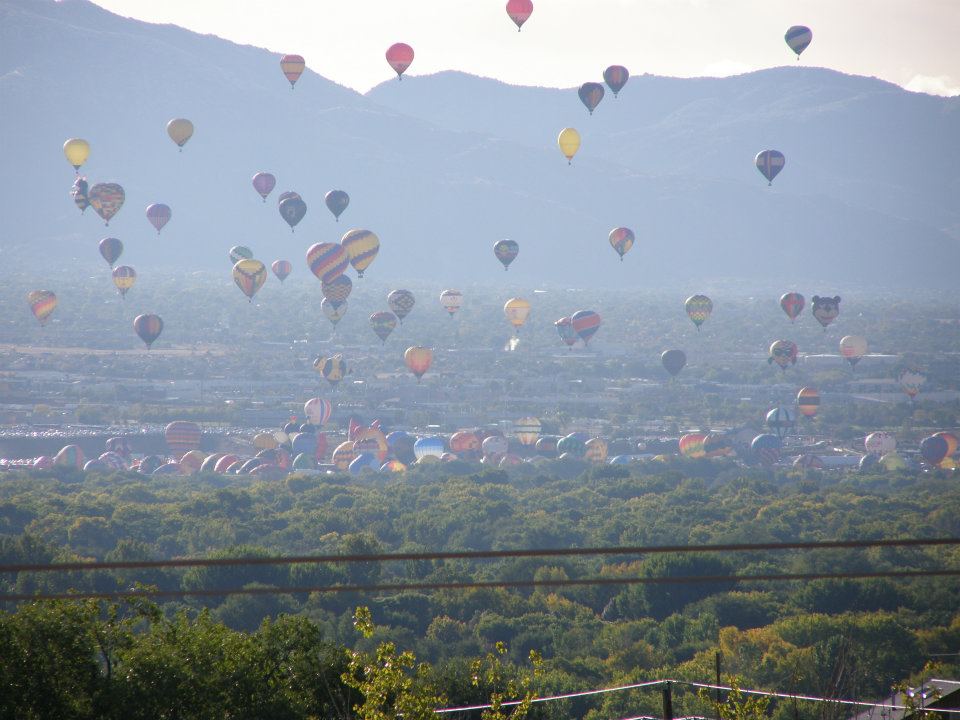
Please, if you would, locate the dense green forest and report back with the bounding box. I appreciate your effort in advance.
[2,461,959,717]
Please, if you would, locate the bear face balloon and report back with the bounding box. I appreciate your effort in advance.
[811,296,841,329]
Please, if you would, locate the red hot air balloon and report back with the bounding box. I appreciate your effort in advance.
[252,172,276,202]
[603,65,630,97]
[571,310,601,345]
[386,43,414,80]
[307,243,350,284]
[506,0,533,31]
[280,54,305,88]
[780,292,805,322]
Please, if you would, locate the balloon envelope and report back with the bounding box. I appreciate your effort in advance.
[386,43,415,78]
[571,310,600,344]
[146,203,171,234]
[661,349,687,376]
[63,138,90,170]
[768,340,798,370]
[494,239,519,270]
[555,317,577,347]
[839,335,867,366]
[27,290,57,326]
[440,289,463,315]
[252,172,276,201]
[404,346,433,381]
[341,228,380,277]
[796,387,820,417]
[811,296,841,328]
[506,0,533,30]
[88,183,125,224]
[271,259,292,282]
[279,197,307,230]
[370,311,398,342]
[388,289,416,321]
[133,314,163,349]
[112,265,137,297]
[558,128,580,163]
[321,274,353,305]
[504,298,531,333]
[603,65,630,97]
[685,295,713,329]
[920,435,949,466]
[609,227,634,260]
[308,242,350,284]
[280,54,305,87]
[99,237,123,267]
[755,150,785,185]
[321,298,348,326]
[785,26,813,57]
[230,246,253,264]
[780,292,805,322]
[233,259,267,300]
[324,190,349,220]
[578,82,604,114]
[166,118,193,148]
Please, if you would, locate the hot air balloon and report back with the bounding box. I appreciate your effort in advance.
[230,246,253,264]
[797,387,820,418]
[280,54,305,88]
[661,349,687,377]
[811,296,841,329]
[584,438,608,463]
[272,260,292,282]
[27,291,57,326]
[555,317,578,348]
[934,432,958,458]
[355,428,389,463]
[603,65,630,97]
[388,289,415,323]
[341,228,380,277]
[609,227,634,261]
[322,298,348,326]
[307,242,350,284]
[755,150,785,186]
[55,444,85,469]
[504,298,531,334]
[278,191,301,206]
[165,421,201,458]
[316,354,347,386]
[322,274,353,306]
[88,183,125,225]
[414,436,446,460]
[920,435,949,467]
[63,138,90,172]
[839,335,867,367]
[556,433,586,459]
[679,433,706,458]
[482,434,510,459]
[440,289,463,316]
[99,237,123,267]
[71,176,89,212]
[166,118,193,150]
[279,196,307,231]
[133,314,163,349]
[703,433,734,458]
[450,430,481,456]
[578,82,605,114]
[864,432,896,456]
[685,295,713,331]
[898,369,926,400]
[370,311,398,343]
[233,259,267,301]
[112,265,137,298]
[768,340,798,370]
[751,434,782,466]
[571,310,601,345]
[325,190,349,221]
[785,26,812,59]
[780,292,805,322]
[252,172,276,202]
[766,407,796,440]
[386,43,414,79]
[404,346,432,382]
[146,203,171,234]
[494,240,519,270]
[304,398,333,426]
[514,417,541,446]
[506,0,533,30]
[558,128,580,164]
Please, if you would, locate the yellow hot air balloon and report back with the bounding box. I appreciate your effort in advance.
[63,138,90,172]
[584,437,609,464]
[166,118,194,150]
[557,128,580,165]
[340,228,380,278]
[233,259,267,301]
[503,298,531,334]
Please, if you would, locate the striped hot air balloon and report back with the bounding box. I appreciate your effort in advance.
[571,310,601,345]
[514,417,541,446]
[280,54,305,88]
[796,387,820,417]
[685,295,713,330]
[164,421,202,459]
[307,243,350,283]
[341,229,380,278]
[785,26,812,59]
[27,290,57,326]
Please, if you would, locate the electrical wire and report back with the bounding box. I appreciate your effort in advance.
[2,537,957,575]
[2,567,958,603]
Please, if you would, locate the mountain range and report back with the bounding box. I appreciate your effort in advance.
[2,0,958,290]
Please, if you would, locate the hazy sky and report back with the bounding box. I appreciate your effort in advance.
[91,0,960,95]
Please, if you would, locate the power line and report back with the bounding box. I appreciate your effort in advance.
[3,537,958,575]
[2,567,958,603]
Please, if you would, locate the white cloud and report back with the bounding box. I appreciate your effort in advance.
[699,59,755,77]
[904,74,960,97]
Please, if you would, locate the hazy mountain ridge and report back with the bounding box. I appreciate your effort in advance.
[1,0,957,289]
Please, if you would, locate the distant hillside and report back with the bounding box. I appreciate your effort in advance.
[1,0,958,289]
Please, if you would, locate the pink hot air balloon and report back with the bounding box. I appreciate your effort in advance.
[506,0,533,31]
[386,43,414,80]
[252,172,276,202]
[146,203,171,234]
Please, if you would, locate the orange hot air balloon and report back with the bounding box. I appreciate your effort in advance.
[796,387,820,418]
[679,433,706,458]
[404,346,432,382]
[386,43,414,80]
[280,54,305,88]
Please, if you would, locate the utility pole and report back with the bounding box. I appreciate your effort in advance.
[662,681,674,720]
[716,651,722,720]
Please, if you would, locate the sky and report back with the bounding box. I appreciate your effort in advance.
[91,0,960,96]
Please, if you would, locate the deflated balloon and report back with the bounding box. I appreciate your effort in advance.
[388,289,415,322]
[166,118,193,149]
[440,289,463,316]
[146,203,171,234]
[341,228,380,277]
[133,314,163,349]
[271,259,292,282]
[404,346,432,381]
[504,298,531,333]
[307,242,350,283]
[63,138,90,171]
[571,310,600,344]
[89,183,125,225]
[99,237,123,267]
[252,172,276,202]
[27,291,57,326]
[279,197,307,231]
[506,0,533,30]
[494,239,519,270]
[578,82,604,114]
[780,292,805,322]
[112,265,137,298]
[280,54,305,88]
[661,349,686,376]
[609,227,634,260]
[386,43,414,79]
[325,190,349,221]
[558,128,580,164]
[685,295,713,330]
[785,26,812,58]
[603,65,629,97]
[370,311,398,343]
[755,150,785,185]
[233,259,267,300]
